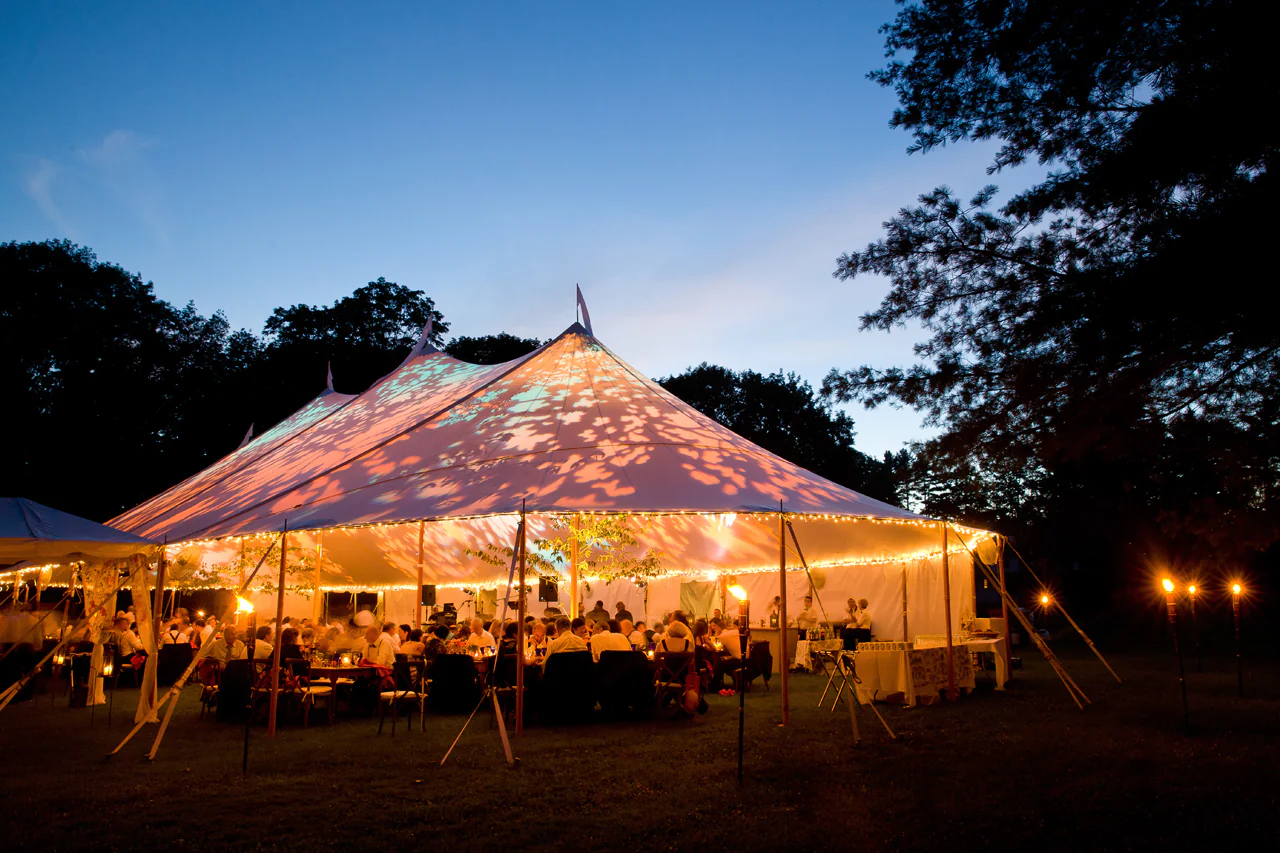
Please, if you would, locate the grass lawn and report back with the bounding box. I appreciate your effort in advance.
[1,641,1276,851]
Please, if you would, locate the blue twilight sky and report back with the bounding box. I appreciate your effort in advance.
[1,1,1014,456]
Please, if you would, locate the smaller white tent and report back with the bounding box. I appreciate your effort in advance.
[0,497,156,566]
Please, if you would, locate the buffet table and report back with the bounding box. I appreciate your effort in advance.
[854,644,977,706]
[747,627,799,674]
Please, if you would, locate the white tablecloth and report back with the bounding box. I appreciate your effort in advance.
[854,645,977,706]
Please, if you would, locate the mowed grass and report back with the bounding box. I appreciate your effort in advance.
[1,642,1276,852]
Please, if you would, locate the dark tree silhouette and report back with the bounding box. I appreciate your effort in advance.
[659,363,897,504]
[445,332,542,365]
[826,1,1279,571]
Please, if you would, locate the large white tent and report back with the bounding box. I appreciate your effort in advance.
[110,316,986,637]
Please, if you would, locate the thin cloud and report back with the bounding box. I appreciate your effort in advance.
[23,158,77,238]
[77,129,170,243]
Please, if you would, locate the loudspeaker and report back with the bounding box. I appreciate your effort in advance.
[421,584,436,606]
[538,578,558,602]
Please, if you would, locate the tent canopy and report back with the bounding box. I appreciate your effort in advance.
[0,497,157,565]
[112,320,984,590]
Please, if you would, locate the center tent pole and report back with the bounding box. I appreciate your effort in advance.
[313,531,323,625]
[778,504,789,726]
[416,520,425,629]
[569,514,580,620]
[516,503,527,736]
[901,563,909,644]
[940,521,957,699]
[267,521,288,738]
[998,537,1011,681]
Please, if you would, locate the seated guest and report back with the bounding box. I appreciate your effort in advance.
[253,625,274,660]
[400,628,426,657]
[191,618,207,649]
[203,625,245,663]
[589,619,632,661]
[396,623,413,651]
[113,617,145,662]
[693,619,716,651]
[629,621,648,647]
[202,616,218,645]
[160,618,192,647]
[299,627,316,653]
[717,622,742,659]
[656,620,695,654]
[422,625,449,662]
[279,627,304,660]
[543,616,588,668]
[466,618,496,650]
[525,621,549,662]
[618,619,635,645]
[713,622,744,691]
[361,625,395,667]
[317,626,340,654]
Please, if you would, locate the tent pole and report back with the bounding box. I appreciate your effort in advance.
[940,522,957,699]
[778,506,789,726]
[998,537,1011,682]
[570,515,580,620]
[416,521,425,629]
[901,563,909,644]
[516,502,527,736]
[267,522,288,738]
[313,531,323,625]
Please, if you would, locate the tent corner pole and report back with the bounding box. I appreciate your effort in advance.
[778,505,789,726]
[940,521,956,698]
[416,520,425,629]
[313,531,323,625]
[516,503,527,736]
[267,522,288,738]
[569,514,580,620]
[998,536,1011,682]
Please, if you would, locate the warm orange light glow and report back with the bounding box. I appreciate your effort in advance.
[1187,585,1196,595]
[1232,583,1242,595]
[728,585,748,602]
[235,596,254,613]
[1162,578,1174,593]
[196,610,205,617]
[1040,594,1050,605]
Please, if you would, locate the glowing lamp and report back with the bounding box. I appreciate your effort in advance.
[197,610,205,617]
[1232,583,1242,596]
[236,597,254,613]
[728,585,748,602]
[53,650,67,666]
[1040,594,1050,605]
[1187,585,1196,596]
[1161,578,1174,593]
[102,656,114,678]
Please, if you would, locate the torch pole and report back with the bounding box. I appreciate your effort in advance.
[1188,590,1201,673]
[1164,584,1191,736]
[737,596,749,784]
[1232,587,1243,698]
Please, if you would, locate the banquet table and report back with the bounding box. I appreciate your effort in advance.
[854,645,977,706]
[794,637,843,672]
[961,637,1008,689]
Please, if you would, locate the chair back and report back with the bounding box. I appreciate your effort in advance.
[595,650,652,716]
[540,651,595,725]
[654,652,695,687]
[426,654,481,713]
[157,644,194,686]
[216,659,252,723]
[748,640,772,684]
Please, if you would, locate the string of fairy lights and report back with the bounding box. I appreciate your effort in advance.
[1,511,987,593]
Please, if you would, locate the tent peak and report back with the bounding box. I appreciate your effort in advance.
[575,284,594,336]
[406,317,439,360]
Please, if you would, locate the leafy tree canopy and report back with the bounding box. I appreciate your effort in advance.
[825,0,1278,567]
[659,363,898,503]
[445,332,542,365]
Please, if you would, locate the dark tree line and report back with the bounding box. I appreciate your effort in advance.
[1,239,894,525]
[827,0,1279,595]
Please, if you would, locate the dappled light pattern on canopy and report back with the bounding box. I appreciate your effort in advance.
[116,322,972,589]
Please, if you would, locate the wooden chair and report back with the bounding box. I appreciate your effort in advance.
[539,651,595,725]
[291,658,334,727]
[653,652,697,718]
[378,657,425,736]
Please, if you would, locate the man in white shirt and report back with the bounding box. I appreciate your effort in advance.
[855,599,872,635]
[200,617,217,646]
[589,620,633,661]
[113,617,144,658]
[465,618,495,650]
[203,625,246,663]
[361,625,396,667]
[543,617,589,668]
[795,595,822,630]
